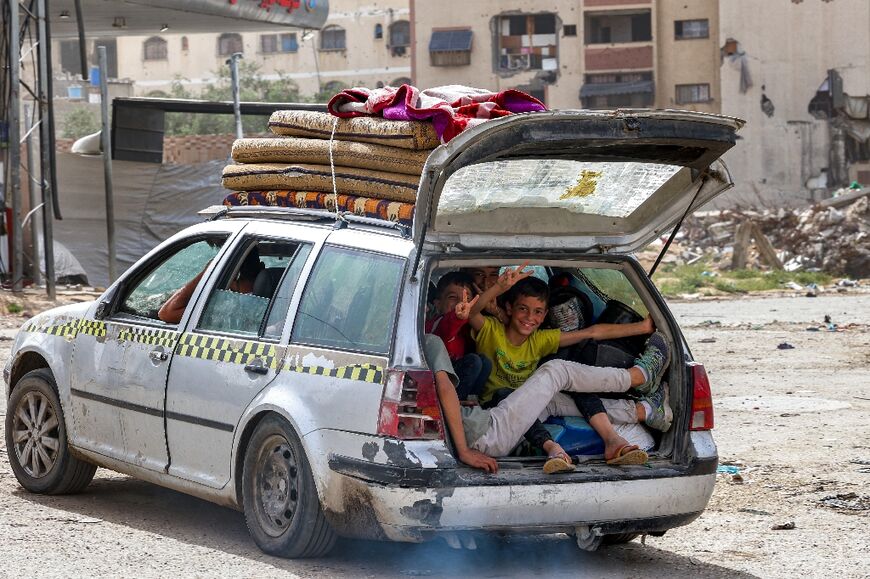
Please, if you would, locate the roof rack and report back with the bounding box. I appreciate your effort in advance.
[198,205,411,238]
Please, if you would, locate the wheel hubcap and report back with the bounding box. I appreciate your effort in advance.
[11,391,60,478]
[254,435,299,537]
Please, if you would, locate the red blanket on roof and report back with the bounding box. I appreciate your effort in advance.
[327,84,547,144]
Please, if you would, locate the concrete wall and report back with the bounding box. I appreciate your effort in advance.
[718,0,870,208]
[109,0,410,98]
[655,0,719,114]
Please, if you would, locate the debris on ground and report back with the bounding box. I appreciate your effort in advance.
[818,493,870,512]
[644,195,870,278]
[777,342,796,350]
[770,521,796,530]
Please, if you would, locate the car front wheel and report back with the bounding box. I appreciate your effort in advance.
[242,414,336,558]
[5,368,96,494]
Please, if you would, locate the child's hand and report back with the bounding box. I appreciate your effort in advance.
[458,447,499,473]
[495,260,533,292]
[454,289,479,320]
[640,316,655,334]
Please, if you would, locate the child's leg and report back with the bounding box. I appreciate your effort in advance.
[488,387,553,452]
[452,354,483,400]
[473,360,632,456]
[472,354,492,399]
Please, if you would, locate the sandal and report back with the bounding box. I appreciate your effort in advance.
[605,444,648,466]
[543,451,576,474]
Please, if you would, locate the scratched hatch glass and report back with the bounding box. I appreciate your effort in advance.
[439,159,683,218]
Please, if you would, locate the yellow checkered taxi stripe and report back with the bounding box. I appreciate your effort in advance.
[176,333,281,368]
[78,319,107,338]
[24,318,83,338]
[117,326,179,349]
[282,362,384,384]
[23,318,383,385]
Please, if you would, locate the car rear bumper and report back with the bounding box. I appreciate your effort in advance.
[304,429,718,542]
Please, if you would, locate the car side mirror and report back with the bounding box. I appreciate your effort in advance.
[94,285,120,320]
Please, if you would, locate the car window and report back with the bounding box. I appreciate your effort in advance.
[293,246,404,354]
[119,236,227,322]
[261,244,313,339]
[575,268,649,317]
[198,239,303,337]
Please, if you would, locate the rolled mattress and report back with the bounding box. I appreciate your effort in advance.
[222,162,419,204]
[268,110,440,150]
[231,136,429,176]
[223,190,415,226]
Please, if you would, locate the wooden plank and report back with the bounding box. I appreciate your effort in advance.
[819,187,870,209]
[731,221,751,269]
[750,222,784,269]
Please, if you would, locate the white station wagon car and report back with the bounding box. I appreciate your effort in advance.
[4,110,741,557]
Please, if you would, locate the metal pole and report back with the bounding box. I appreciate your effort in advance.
[310,33,321,91]
[226,52,243,140]
[9,0,23,292]
[24,103,42,286]
[98,45,116,283]
[36,0,56,299]
[74,0,88,81]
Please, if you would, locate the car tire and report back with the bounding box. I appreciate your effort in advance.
[242,414,337,558]
[602,533,639,545]
[5,368,97,494]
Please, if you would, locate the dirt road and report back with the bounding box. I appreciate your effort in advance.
[1,293,867,578]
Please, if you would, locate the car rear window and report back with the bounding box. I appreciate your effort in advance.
[292,246,404,355]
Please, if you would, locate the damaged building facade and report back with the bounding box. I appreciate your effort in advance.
[717,0,870,207]
[411,0,721,114]
[55,0,412,98]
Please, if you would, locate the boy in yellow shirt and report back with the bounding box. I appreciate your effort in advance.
[458,262,669,469]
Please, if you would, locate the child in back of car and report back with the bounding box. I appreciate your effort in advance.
[425,271,491,401]
[457,262,671,470]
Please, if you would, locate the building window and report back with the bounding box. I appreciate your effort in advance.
[495,13,558,72]
[261,33,298,54]
[563,24,577,37]
[374,23,383,40]
[675,83,711,104]
[217,33,243,56]
[675,19,709,40]
[181,36,189,51]
[585,11,652,44]
[389,21,411,56]
[143,36,168,61]
[581,72,654,108]
[429,28,473,67]
[320,26,346,51]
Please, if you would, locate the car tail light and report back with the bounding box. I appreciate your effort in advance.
[689,362,714,430]
[377,369,444,440]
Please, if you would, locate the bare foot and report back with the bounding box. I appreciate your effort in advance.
[602,433,631,461]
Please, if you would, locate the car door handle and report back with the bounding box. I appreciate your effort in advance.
[244,361,269,375]
[149,349,169,362]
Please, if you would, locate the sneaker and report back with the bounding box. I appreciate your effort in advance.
[633,331,670,395]
[642,381,673,432]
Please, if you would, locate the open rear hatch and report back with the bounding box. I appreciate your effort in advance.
[413,109,744,256]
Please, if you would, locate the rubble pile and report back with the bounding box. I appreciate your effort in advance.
[679,196,870,277]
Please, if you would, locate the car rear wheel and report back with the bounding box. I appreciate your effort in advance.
[4,369,96,494]
[242,414,336,558]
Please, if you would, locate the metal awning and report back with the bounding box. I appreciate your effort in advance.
[47,0,329,38]
[580,80,655,98]
[429,29,473,52]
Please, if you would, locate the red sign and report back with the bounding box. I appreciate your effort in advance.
[228,0,318,12]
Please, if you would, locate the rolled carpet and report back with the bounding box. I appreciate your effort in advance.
[222,162,419,204]
[223,190,415,226]
[231,136,430,176]
[269,110,440,150]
